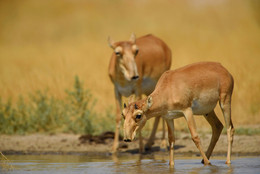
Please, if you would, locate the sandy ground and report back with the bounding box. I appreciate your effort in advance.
[0,132,259,157]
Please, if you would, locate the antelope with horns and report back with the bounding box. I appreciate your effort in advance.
[122,62,234,166]
[108,34,172,153]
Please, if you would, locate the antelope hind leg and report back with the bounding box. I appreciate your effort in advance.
[202,110,223,164]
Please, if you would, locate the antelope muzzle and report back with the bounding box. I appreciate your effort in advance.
[131,75,139,80]
[123,139,132,142]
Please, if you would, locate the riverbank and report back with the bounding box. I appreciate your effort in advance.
[1,132,259,156]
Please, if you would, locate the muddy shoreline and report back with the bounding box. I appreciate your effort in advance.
[3,150,260,157]
[1,132,260,156]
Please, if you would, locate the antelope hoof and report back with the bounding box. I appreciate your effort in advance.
[111,148,118,154]
[201,159,211,165]
[225,160,231,164]
[169,161,175,167]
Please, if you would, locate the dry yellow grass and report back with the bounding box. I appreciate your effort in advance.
[0,0,259,130]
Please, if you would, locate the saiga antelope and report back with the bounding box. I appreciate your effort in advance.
[108,34,172,153]
[122,62,234,166]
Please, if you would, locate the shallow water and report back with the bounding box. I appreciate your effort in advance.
[2,154,260,174]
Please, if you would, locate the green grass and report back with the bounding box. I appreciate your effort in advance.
[0,76,115,135]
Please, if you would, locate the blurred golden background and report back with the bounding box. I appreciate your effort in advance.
[0,0,259,131]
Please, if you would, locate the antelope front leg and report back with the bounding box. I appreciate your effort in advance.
[145,117,160,150]
[161,118,168,151]
[183,108,210,165]
[166,119,175,167]
[138,131,144,153]
[112,90,122,153]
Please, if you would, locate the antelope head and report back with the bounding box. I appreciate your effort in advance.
[108,33,140,81]
[122,96,153,142]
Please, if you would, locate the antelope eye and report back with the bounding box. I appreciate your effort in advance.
[135,49,139,55]
[136,114,141,119]
[115,51,121,56]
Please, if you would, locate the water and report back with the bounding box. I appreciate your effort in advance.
[2,154,260,174]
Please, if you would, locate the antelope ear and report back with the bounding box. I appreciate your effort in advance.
[129,33,136,44]
[145,96,153,111]
[108,36,116,49]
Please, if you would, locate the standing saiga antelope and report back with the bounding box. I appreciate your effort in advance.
[122,62,234,166]
[108,34,172,153]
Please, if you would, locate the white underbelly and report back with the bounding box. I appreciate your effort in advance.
[164,90,219,119]
[191,90,219,115]
[191,100,217,115]
[163,110,184,120]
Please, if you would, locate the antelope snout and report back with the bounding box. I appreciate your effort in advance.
[124,139,132,142]
[131,75,139,80]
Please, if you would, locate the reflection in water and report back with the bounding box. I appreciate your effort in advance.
[2,154,259,174]
[187,164,233,174]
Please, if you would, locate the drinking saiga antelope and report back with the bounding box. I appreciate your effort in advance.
[122,62,234,166]
[108,34,172,153]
